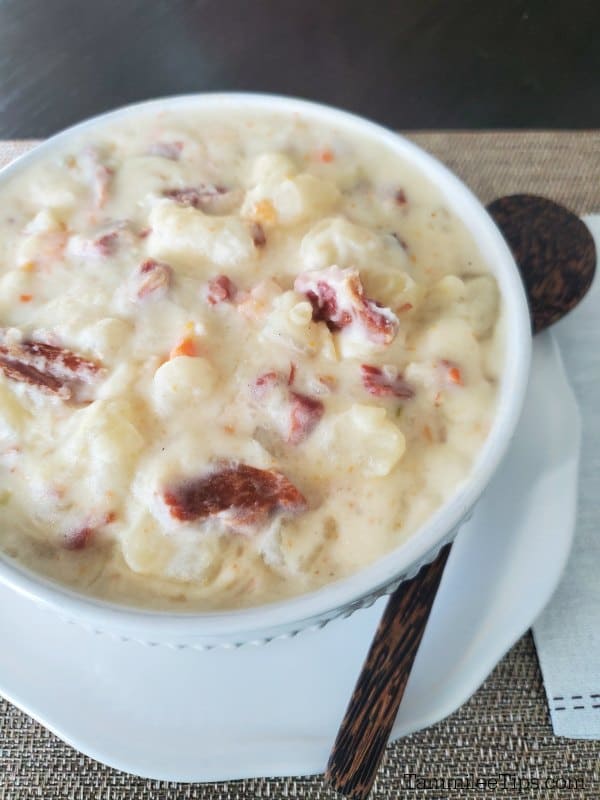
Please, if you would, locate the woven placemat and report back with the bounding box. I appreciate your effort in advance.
[1,133,599,800]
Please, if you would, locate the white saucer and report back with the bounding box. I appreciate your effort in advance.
[0,333,580,782]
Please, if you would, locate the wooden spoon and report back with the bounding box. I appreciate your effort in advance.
[325,195,596,800]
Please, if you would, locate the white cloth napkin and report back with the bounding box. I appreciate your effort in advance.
[532,215,600,739]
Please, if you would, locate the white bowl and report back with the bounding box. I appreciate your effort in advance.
[0,94,531,648]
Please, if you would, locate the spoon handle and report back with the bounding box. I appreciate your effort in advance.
[325,543,451,800]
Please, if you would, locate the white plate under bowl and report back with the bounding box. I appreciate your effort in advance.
[0,333,579,782]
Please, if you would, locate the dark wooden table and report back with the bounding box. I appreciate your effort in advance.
[1,0,599,137]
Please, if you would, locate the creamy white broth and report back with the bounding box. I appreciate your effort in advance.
[0,109,503,610]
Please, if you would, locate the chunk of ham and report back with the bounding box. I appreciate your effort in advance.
[395,189,408,207]
[163,463,307,532]
[64,511,117,550]
[80,148,113,208]
[206,275,237,305]
[360,364,415,399]
[294,265,399,345]
[162,184,243,216]
[67,221,130,260]
[163,185,226,209]
[251,222,267,248]
[0,329,103,402]
[92,230,119,256]
[251,371,324,444]
[135,259,173,300]
[288,391,325,444]
[147,141,184,160]
[253,371,279,396]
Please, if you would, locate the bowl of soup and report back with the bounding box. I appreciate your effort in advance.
[0,94,530,647]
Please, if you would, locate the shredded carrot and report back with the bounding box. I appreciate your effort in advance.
[448,366,463,385]
[317,148,335,163]
[19,294,33,303]
[439,359,463,386]
[423,425,434,443]
[397,302,413,313]
[170,336,197,359]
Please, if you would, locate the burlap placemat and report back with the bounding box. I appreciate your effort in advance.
[1,134,599,800]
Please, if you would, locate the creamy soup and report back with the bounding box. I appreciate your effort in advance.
[0,107,503,610]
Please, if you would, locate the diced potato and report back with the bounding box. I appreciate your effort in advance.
[23,209,62,235]
[415,317,482,382]
[16,210,67,267]
[153,356,217,414]
[442,381,496,426]
[121,512,222,582]
[63,399,145,498]
[422,275,498,339]
[336,323,398,360]
[264,513,327,573]
[327,404,406,477]
[0,379,30,440]
[0,269,34,310]
[147,202,256,271]
[464,275,499,337]
[300,216,381,270]
[242,173,340,226]
[419,275,467,325]
[236,278,283,321]
[250,152,298,185]
[77,317,133,363]
[110,156,184,213]
[427,275,466,305]
[28,165,82,212]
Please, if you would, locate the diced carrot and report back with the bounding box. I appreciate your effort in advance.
[19,294,33,303]
[169,336,197,359]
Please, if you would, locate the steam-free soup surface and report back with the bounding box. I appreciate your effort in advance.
[0,107,502,609]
